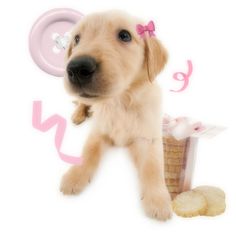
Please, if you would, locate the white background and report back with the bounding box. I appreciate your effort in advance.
[0,0,236,235]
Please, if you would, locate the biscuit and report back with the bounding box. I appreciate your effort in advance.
[172,191,207,217]
[193,186,226,216]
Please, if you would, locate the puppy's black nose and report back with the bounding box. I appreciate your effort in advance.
[67,56,97,85]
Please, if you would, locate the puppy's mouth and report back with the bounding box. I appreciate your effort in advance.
[79,92,99,98]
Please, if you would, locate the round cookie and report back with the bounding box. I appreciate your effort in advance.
[193,186,226,216]
[172,191,207,217]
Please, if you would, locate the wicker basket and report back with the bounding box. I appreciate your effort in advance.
[163,136,198,199]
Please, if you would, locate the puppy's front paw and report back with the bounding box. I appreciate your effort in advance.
[71,104,92,125]
[60,166,90,195]
[142,190,172,221]
[71,110,86,125]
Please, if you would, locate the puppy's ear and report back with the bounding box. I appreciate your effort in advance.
[144,37,168,82]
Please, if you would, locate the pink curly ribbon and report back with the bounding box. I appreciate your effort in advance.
[136,21,156,38]
[32,101,82,165]
[170,60,193,92]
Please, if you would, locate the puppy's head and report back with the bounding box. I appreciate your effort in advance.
[64,11,167,103]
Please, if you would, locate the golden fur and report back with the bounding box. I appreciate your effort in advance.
[60,10,172,221]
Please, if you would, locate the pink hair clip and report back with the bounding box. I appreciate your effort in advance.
[136,20,156,38]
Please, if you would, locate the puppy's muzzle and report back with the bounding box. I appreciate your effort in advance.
[67,56,97,86]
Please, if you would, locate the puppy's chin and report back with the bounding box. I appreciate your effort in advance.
[64,74,131,104]
[75,94,108,105]
[79,92,99,99]
[77,83,132,104]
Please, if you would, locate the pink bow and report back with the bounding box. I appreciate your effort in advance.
[136,21,156,38]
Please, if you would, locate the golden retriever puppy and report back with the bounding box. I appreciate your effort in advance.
[60,10,172,221]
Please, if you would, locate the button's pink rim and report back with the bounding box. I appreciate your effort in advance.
[29,8,83,77]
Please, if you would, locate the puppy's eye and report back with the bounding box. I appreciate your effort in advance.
[74,34,80,45]
[118,30,132,42]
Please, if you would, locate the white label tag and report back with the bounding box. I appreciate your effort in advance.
[191,124,226,139]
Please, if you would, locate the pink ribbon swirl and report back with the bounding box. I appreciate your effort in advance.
[170,60,193,92]
[32,101,82,165]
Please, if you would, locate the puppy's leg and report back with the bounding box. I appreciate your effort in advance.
[128,138,172,221]
[60,133,109,195]
[72,103,92,125]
